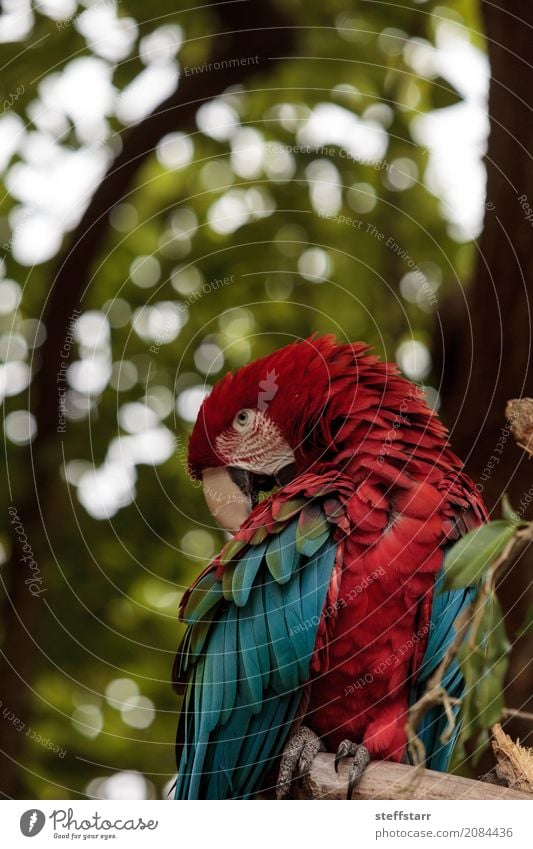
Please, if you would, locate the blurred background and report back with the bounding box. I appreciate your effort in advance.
[0,0,531,799]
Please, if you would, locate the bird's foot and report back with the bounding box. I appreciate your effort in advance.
[276,726,323,800]
[334,739,370,799]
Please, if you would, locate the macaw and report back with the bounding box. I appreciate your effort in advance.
[172,335,486,799]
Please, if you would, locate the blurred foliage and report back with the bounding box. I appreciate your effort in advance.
[0,0,487,798]
[442,509,529,772]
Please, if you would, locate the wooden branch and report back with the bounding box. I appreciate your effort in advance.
[289,753,532,800]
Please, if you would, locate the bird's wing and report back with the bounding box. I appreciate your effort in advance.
[409,475,487,771]
[409,565,476,771]
[172,485,342,799]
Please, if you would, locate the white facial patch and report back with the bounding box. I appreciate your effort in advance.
[215,410,294,476]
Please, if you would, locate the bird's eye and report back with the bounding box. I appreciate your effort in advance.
[233,409,254,431]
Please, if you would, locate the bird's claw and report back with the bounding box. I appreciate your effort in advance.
[334,739,370,799]
[276,726,323,800]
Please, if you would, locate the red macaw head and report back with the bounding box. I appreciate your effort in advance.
[187,335,370,532]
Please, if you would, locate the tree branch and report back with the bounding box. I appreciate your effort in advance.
[288,753,532,800]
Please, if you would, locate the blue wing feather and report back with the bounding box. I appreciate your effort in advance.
[264,576,300,692]
[410,562,476,772]
[220,612,238,725]
[280,567,311,676]
[237,606,263,712]
[174,507,336,799]
[231,541,268,607]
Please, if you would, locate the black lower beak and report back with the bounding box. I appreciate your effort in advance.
[228,463,296,506]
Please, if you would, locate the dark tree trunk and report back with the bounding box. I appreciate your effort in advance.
[437,0,533,738]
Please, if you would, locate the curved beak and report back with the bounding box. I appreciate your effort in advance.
[202,467,251,534]
[202,463,296,534]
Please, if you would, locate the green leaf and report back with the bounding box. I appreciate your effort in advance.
[517,604,533,638]
[472,729,490,766]
[452,593,510,770]
[444,521,517,589]
[501,493,522,525]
